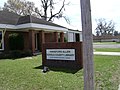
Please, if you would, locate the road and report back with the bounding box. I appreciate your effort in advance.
[93,43,120,48]
[94,52,120,56]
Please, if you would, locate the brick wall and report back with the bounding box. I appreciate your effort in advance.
[42,42,83,69]
[4,31,30,51]
[45,33,56,42]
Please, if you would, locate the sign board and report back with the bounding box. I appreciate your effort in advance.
[46,49,75,60]
[42,42,83,69]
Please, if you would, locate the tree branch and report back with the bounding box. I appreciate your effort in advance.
[48,0,65,21]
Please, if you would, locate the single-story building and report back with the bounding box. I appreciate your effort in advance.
[93,35,120,42]
[0,11,68,54]
[0,11,82,55]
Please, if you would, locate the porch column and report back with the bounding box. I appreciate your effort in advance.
[29,30,35,53]
[54,32,58,42]
[39,31,45,51]
[60,32,64,42]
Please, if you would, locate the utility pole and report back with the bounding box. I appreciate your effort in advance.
[80,0,95,90]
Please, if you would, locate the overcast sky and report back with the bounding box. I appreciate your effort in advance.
[0,0,120,33]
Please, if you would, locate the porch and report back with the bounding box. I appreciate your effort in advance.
[3,30,65,54]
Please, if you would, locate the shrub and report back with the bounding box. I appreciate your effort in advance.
[21,50,32,57]
[9,33,24,50]
[0,50,32,59]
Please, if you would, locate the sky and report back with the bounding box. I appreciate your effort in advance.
[0,0,120,34]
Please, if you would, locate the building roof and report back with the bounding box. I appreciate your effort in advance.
[0,11,67,32]
[68,29,82,33]
[0,11,20,25]
[17,15,66,28]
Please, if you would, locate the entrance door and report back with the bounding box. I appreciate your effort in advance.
[35,33,40,51]
[75,33,80,42]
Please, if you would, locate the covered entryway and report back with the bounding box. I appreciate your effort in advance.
[28,30,65,54]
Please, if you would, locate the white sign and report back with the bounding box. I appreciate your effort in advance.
[46,49,75,60]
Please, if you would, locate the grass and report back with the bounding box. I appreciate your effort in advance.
[94,55,120,90]
[94,48,120,52]
[0,55,120,90]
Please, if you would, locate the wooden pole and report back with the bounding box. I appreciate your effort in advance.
[80,0,95,90]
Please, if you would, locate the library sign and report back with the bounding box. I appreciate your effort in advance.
[46,49,75,60]
[42,42,83,69]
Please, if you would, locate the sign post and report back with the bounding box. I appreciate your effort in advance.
[80,0,95,90]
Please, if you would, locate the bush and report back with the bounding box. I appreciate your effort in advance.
[0,50,32,59]
[9,33,24,50]
[0,52,10,59]
[21,50,32,57]
[10,50,23,58]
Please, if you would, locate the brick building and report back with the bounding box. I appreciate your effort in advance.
[0,11,68,54]
[93,35,120,42]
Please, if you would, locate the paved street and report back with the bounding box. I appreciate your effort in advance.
[93,43,120,48]
[94,52,120,56]
[93,43,120,56]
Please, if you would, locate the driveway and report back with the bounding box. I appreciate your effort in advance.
[93,43,120,48]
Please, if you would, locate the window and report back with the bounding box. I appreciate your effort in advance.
[0,31,4,50]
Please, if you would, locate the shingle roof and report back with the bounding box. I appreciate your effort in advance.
[0,11,66,29]
[17,15,66,28]
[0,11,20,25]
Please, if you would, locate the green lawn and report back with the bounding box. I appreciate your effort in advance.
[94,48,120,52]
[0,55,120,90]
[94,55,120,90]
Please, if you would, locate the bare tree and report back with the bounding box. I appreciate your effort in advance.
[114,31,120,36]
[95,18,115,36]
[3,0,38,16]
[35,0,69,22]
[3,0,69,23]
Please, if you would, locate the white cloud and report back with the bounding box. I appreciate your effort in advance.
[91,0,120,32]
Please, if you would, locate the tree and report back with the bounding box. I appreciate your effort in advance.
[3,0,38,16]
[38,0,69,22]
[113,31,120,36]
[95,18,115,36]
[114,31,119,36]
[3,0,69,22]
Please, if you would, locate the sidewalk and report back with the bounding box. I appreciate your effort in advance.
[94,52,120,56]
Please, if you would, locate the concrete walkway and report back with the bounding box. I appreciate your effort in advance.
[118,84,120,90]
[94,52,120,56]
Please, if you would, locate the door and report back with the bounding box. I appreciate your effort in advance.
[75,33,80,42]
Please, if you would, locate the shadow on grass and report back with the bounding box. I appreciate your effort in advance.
[34,65,82,74]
